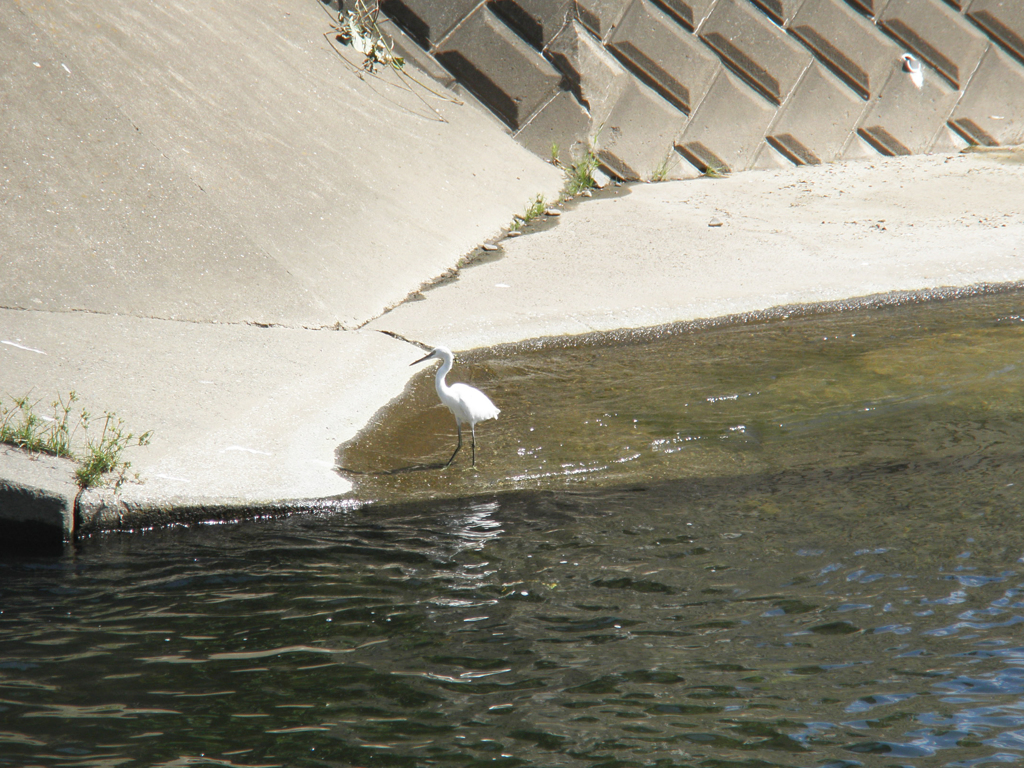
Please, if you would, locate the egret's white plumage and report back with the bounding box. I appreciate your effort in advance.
[411,346,500,467]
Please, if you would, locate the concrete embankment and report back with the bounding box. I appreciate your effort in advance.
[0,0,561,542]
[2,0,1024,544]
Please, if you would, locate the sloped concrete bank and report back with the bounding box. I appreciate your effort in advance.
[6,151,1024,544]
[0,0,562,545]
[3,0,1024,545]
[373,0,1024,178]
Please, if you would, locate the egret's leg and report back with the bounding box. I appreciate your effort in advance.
[470,424,477,467]
[444,422,463,467]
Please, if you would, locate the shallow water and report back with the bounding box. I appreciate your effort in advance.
[341,289,1024,506]
[2,289,1024,767]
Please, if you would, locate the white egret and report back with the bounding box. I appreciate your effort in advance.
[411,346,500,467]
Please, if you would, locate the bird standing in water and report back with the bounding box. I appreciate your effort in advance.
[411,346,500,467]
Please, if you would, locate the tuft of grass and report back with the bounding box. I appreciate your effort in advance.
[0,392,77,457]
[507,144,609,237]
[74,411,151,489]
[703,163,728,178]
[511,193,547,231]
[651,155,673,182]
[524,193,546,221]
[0,392,151,488]
[563,150,600,197]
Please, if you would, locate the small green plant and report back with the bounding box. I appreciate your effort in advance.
[0,392,76,456]
[524,193,546,221]
[505,142,607,237]
[0,392,151,488]
[563,150,600,197]
[651,155,673,182]
[74,411,151,489]
[511,193,547,231]
[703,163,728,178]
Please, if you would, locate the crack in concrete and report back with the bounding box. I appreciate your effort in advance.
[376,329,429,351]
[0,304,368,334]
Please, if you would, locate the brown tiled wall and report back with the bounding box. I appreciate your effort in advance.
[373,0,1024,178]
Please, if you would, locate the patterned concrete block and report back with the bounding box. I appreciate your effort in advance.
[752,141,799,168]
[379,0,480,48]
[385,23,460,89]
[968,0,1024,61]
[767,63,866,163]
[597,79,688,178]
[842,132,884,160]
[514,90,593,162]
[879,0,989,88]
[856,57,961,155]
[651,0,717,30]
[546,20,632,120]
[607,0,720,113]
[791,0,901,99]
[845,0,892,19]
[446,83,516,136]
[489,0,575,49]
[373,0,1024,170]
[949,47,1024,146]
[699,0,814,105]
[435,6,564,129]
[750,0,809,27]
[675,68,778,172]
[929,125,970,154]
[576,0,632,39]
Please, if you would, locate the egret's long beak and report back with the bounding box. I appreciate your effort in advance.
[410,351,434,366]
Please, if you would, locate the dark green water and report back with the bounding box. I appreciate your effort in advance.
[341,290,1024,508]
[2,289,1024,767]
